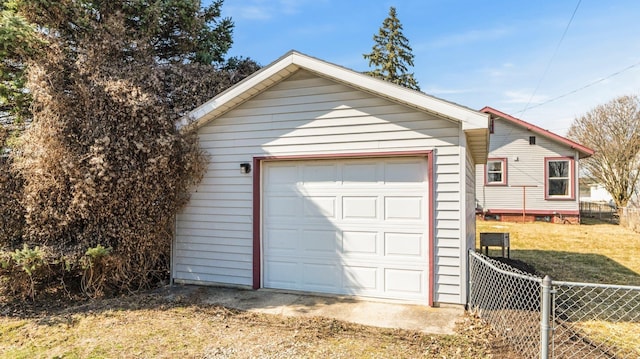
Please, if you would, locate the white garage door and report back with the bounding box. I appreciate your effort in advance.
[263,157,429,302]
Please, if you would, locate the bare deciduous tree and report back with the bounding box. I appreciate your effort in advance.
[568,95,640,209]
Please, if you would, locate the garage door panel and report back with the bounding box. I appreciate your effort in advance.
[342,162,378,183]
[302,163,337,184]
[304,196,336,219]
[342,231,378,255]
[343,266,378,290]
[266,261,299,287]
[384,161,425,183]
[264,228,298,254]
[301,229,336,253]
[266,196,300,217]
[342,196,378,219]
[302,263,340,289]
[385,268,424,294]
[385,197,423,220]
[266,165,298,186]
[263,157,429,302]
[384,232,423,257]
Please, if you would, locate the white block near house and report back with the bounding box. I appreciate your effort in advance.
[173,51,488,306]
[582,183,614,204]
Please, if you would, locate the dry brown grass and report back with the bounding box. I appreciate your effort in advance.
[0,290,518,359]
[476,219,640,285]
[576,321,639,357]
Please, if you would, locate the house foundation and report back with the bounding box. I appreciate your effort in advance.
[478,212,580,224]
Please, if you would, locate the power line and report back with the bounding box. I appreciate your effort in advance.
[487,0,583,161]
[514,60,640,114]
[520,0,582,117]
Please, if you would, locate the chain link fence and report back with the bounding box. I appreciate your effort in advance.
[469,251,640,359]
[552,281,640,358]
[468,251,542,358]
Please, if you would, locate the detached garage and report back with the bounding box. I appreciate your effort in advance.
[173,51,488,306]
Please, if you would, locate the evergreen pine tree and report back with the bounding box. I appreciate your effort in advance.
[0,0,241,122]
[363,7,420,90]
[0,4,44,122]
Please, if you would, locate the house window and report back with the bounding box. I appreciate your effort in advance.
[489,118,495,134]
[545,157,574,199]
[486,158,507,185]
[529,136,536,145]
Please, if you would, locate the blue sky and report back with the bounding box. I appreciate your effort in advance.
[218,0,640,135]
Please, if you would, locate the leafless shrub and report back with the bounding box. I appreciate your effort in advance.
[1,13,258,299]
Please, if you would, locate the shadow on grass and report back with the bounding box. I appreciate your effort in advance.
[0,284,367,323]
[483,249,640,285]
[0,284,250,322]
[580,217,619,226]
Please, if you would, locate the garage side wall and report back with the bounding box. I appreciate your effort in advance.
[174,70,466,304]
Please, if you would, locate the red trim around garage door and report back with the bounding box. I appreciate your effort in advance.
[252,150,435,306]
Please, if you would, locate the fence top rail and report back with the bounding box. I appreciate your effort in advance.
[552,279,640,290]
[469,250,542,283]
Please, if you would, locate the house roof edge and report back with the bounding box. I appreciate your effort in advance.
[481,106,594,158]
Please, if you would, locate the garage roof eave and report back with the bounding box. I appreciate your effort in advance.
[182,50,490,132]
[465,127,489,164]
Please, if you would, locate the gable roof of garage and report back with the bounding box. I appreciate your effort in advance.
[184,50,489,162]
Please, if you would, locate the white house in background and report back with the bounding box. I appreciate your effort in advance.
[173,51,489,306]
[476,107,594,224]
[580,182,614,204]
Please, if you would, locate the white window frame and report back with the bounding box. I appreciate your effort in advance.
[545,157,574,200]
[485,158,507,186]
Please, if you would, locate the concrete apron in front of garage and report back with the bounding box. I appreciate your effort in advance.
[173,285,464,335]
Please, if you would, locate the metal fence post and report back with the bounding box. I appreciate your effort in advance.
[540,275,552,359]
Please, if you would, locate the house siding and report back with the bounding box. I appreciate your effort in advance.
[175,69,469,304]
[475,116,579,214]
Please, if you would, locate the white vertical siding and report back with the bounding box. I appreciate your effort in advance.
[175,69,467,304]
[476,117,579,213]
